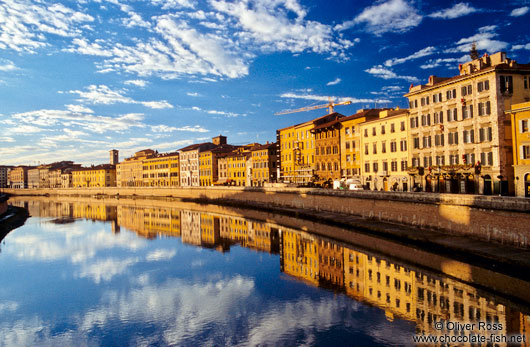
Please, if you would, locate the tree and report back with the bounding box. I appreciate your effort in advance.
[469,42,480,60]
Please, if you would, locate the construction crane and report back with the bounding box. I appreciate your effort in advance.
[275,98,352,116]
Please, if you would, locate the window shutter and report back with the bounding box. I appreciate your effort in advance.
[488,127,493,141]
[470,130,474,143]
[486,101,491,115]
[469,105,473,118]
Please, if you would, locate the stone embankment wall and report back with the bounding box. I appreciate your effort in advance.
[0,195,7,216]
[2,187,530,247]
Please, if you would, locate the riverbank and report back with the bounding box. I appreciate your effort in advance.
[2,186,530,249]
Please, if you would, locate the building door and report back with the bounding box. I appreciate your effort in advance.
[483,175,492,195]
[425,175,432,192]
[525,174,530,198]
[383,178,388,191]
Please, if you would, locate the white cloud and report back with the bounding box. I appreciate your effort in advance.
[326,78,341,86]
[336,0,422,35]
[210,0,354,59]
[429,3,478,19]
[0,0,93,53]
[364,66,419,83]
[151,0,196,10]
[419,57,465,69]
[124,79,148,87]
[69,85,173,109]
[64,38,113,57]
[79,257,139,283]
[5,124,45,134]
[191,106,244,118]
[280,92,390,105]
[145,249,177,261]
[150,125,208,133]
[11,108,147,134]
[510,6,529,17]
[0,59,17,71]
[444,25,508,54]
[512,43,530,50]
[65,104,94,114]
[0,136,15,142]
[383,46,436,67]
[187,92,201,97]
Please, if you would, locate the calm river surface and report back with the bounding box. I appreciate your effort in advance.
[1,197,529,346]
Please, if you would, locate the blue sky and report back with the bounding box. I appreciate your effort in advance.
[1,0,529,166]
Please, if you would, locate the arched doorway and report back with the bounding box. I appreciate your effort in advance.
[483,175,492,195]
[525,173,530,198]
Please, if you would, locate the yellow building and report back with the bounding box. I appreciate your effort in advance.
[404,51,530,195]
[226,148,250,186]
[71,164,116,187]
[359,108,410,191]
[313,115,345,183]
[277,113,342,184]
[73,202,117,221]
[142,152,179,187]
[9,166,32,189]
[117,149,155,187]
[250,142,278,187]
[339,109,381,181]
[509,102,530,197]
[280,228,319,285]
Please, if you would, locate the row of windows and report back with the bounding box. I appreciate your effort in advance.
[365,140,407,155]
[315,162,340,171]
[410,79,492,109]
[364,121,406,137]
[316,146,339,155]
[410,102,491,128]
[411,152,493,167]
[412,127,493,149]
[364,160,408,173]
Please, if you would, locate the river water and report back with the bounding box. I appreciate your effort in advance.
[1,197,529,346]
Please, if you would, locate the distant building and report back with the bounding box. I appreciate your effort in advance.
[404,51,530,195]
[72,164,116,187]
[142,152,180,187]
[117,149,156,187]
[313,114,345,182]
[0,166,13,188]
[277,113,343,184]
[249,142,278,187]
[110,149,119,165]
[179,137,227,187]
[9,166,32,189]
[508,102,530,197]
[359,108,410,191]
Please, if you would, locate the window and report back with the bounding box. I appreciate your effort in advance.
[478,80,490,92]
[461,85,472,96]
[391,123,395,133]
[382,142,386,153]
[345,141,350,150]
[434,111,444,124]
[412,157,420,167]
[500,75,513,94]
[400,139,407,151]
[463,129,474,144]
[373,162,378,172]
[423,156,432,167]
[479,127,493,142]
[373,143,377,154]
[436,155,445,166]
[421,114,431,126]
[390,141,397,152]
[422,136,432,148]
[449,154,459,165]
[413,137,419,149]
[478,101,491,116]
[372,127,376,136]
[522,145,530,159]
[364,128,368,137]
[463,153,475,165]
[462,105,473,120]
[480,152,494,166]
[345,127,350,135]
[448,131,459,145]
[391,161,398,172]
[365,144,369,155]
[401,160,407,171]
[447,108,458,122]
[365,163,370,173]
[400,121,405,131]
[382,161,388,172]
[346,154,351,162]
[522,120,529,133]
[410,117,419,128]
[381,125,386,134]
[434,134,444,146]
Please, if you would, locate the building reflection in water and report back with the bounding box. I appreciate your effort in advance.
[13,199,530,346]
